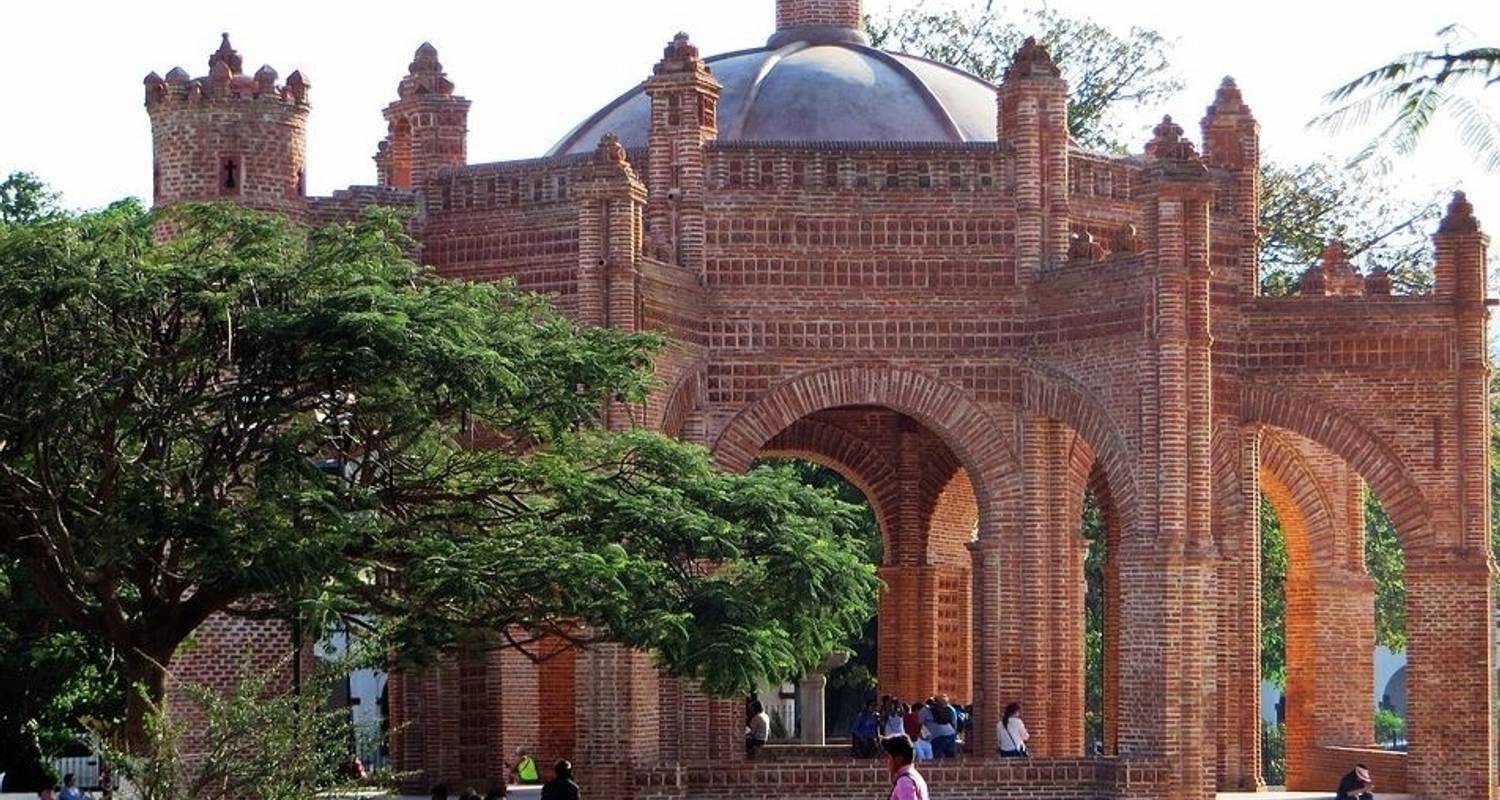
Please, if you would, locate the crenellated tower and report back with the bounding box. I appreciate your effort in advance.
[375,43,470,192]
[143,34,310,215]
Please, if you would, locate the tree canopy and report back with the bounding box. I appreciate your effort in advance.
[0,197,879,750]
[867,1,1180,151]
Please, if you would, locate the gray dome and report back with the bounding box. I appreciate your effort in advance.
[548,37,999,156]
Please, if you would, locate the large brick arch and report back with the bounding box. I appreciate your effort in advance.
[1021,366,1140,537]
[711,364,1020,536]
[1242,386,1435,555]
[759,417,900,555]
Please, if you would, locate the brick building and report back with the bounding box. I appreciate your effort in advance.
[146,2,1494,798]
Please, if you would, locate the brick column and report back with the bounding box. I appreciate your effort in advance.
[1213,423,1262,790]
[574,642,661,798]
[1407,193,1496,800]
[1407,557,1495,799]
[1123,115,1217,800]
[968,536,1004,755]
[1014,418,1088,756]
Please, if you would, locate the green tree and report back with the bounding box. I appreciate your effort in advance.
[0,558,126,789]
[1260,497,1289,689]
[1259,161,1443,296]
[1364,489,1408,652]
[0,200,879,751]
[0,171,60,229]
[1081,491,1107,747]
[867,2,1181,151]
[1316,25,1500,173]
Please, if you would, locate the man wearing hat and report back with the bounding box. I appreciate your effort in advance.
[1335,764,1373,800]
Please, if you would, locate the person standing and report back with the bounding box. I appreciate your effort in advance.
[853,700,882,758]
[882,735,930,800]
[540,760,581,800]
[922,695,959,759]
[1335,764,1374,800]
[746,700,771,757]
[997,702,1030,757]
[902,702,922,741]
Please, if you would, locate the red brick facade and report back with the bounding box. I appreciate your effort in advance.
[146,5,1494,798]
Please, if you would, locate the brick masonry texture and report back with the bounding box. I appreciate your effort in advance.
[145,4,1495,799]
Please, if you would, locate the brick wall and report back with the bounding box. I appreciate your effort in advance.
[635,758,1171,800]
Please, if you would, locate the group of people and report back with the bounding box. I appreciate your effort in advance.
[852,695,976,760]
[851,695,1031,760]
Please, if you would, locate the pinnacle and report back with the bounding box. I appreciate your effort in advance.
[1003,35,1061,81]
[209,32,243,75]
[1440,190,1480,234]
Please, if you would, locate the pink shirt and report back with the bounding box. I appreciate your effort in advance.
[889,765,930,800]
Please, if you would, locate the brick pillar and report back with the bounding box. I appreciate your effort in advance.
[536,645,577,765]
[1408,192,1496,800]
[575,134,648,427]
[1016,418,1087,756]
[574,642,661,798]
[1101,518,1121,756]
[1213,423,1262,790]
[968,536,1004,754]
[1130,115,1217,800]
[168,613,302,769]
[1407,558,1495,799]
[998,38,1069,280]
[645,33,719,275]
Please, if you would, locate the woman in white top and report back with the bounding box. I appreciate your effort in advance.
[996,701,1030,757]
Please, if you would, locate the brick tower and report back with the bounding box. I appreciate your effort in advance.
[143,34,309,215]
[375,43,470,192]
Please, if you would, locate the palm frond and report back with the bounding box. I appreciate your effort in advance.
[1313,26,1500,172]
[1445,94,1500,174]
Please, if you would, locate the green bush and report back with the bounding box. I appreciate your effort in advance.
[1374,708,1406,747]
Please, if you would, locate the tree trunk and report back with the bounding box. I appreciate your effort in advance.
[122,644,172,756]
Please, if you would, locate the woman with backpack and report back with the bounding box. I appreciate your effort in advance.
[921,695,959,759]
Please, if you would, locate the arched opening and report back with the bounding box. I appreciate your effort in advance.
[1258,427,1408,791]
[734,405,984,753]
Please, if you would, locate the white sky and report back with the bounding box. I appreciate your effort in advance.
[1,0,1497,225]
